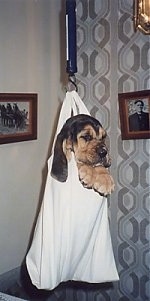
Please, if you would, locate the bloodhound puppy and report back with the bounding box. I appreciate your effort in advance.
[51,114,115,196]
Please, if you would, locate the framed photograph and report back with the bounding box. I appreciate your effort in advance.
[0,93,37,145]
[118,90,150,140]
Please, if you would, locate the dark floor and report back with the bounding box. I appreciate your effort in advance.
[0,264,58,301]
[0,264,114,301]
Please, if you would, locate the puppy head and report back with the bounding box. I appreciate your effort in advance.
[51,114,111,182]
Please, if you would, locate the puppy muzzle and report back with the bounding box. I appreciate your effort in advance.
[97,146,107,158]
[96,146,111,168]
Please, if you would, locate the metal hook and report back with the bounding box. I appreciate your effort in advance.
[67,74,78,92]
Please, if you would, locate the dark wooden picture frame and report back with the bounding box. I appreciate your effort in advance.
[0,93,37,145]
[118,90,150,140]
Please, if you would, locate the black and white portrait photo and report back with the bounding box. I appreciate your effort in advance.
[128,99,149,132]
[118,90,150,140]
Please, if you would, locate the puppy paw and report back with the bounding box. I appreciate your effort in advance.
[94,172,115,196]
[77,164,115,196]
[78,164,93,189]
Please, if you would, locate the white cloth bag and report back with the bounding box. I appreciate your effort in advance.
[26,91,119,290]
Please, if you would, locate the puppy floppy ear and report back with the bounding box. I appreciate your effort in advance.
[51,132,68,182]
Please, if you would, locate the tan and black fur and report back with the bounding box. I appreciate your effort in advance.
[51,114,115,196]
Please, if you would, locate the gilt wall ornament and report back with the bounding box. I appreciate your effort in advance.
[134,0,150,34]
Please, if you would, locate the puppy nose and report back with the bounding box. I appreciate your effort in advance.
[98,147,107,158]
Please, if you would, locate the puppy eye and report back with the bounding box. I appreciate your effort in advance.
[81,135,92,141]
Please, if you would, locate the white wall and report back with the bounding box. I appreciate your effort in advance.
[0,0,65,274]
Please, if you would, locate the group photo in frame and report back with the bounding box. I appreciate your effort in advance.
[118,90,150,140]
[0,93,37,145]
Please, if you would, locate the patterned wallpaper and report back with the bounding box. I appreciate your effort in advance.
[43,1,149,300]
[75,0,150,301]
[19,1,149,301]
[0,1,149,301]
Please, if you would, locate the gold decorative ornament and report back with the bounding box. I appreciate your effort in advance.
[134,0,150,34]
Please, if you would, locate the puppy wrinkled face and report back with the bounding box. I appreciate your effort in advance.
[51,114,114,194]
[51,114,112,183]
[71,124,111,167]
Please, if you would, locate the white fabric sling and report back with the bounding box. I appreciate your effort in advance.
[26,91,119,290]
